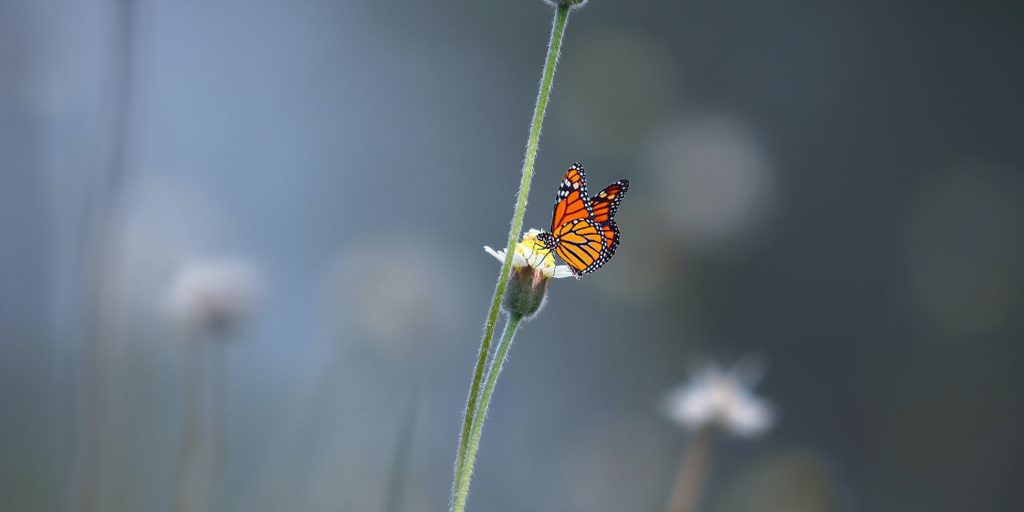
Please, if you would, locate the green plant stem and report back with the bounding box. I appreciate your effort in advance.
[452,314,523,512]
[451,3,571,502]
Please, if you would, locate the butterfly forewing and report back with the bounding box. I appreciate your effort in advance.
[550,163,593,231]
[590,180,629,224]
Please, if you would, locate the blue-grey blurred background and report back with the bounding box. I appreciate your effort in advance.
[2,0,1022,511]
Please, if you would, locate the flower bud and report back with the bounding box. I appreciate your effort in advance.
[502,266,548,318]
[484,229,574,318]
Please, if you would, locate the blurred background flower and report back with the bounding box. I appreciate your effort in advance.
[662,361,774,512]
[647,112,776,253]
[663,362,773,438]
[1,1,1022,512]
[166,259,260,512]
[167,259,262,336]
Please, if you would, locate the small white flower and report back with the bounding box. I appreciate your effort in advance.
[167,259,261,335]
[484,229,574,280]
[663,362,774,437]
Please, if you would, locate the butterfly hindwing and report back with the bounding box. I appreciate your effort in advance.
[550,163,592,231]
[600,220,620,258]
[552,218,607,277]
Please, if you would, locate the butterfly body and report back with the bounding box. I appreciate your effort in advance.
[538,163,629,279]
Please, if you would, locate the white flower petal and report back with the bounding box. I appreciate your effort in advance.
[483,246,504,262]
[513,252,529,268]
[483,229,565,280]
[663,363,774,437]
[551,266,575,279]
[663,385,712,428]
[725,395,773,437]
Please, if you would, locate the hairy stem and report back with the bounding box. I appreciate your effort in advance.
[451,3,571,504]
[452,314,523,512]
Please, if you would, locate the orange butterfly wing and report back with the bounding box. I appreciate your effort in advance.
[552,218,607,277]
[550,163,593,231]
[539,163,629,278]
[590,180,629,224]
[600,221,620,258]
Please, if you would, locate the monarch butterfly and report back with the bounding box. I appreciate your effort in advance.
[537,163,629,279]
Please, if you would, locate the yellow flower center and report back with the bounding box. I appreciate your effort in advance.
[517,229,556,269]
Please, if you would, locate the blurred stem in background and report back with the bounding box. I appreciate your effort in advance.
[451,3,575,511]
[166,260,258,511]
[666,426,718,512]
[384,397,420,512]
[69,0,138,510]
[172,337,226,512]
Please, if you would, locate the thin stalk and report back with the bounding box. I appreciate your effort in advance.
[666,426,718,512]
[384,396,419,512]
[172,341,207,512]
[452,3,571,499]
[452,314,523,512]
[172,339,224,512]
[209,340,226,512]
[69,1,137,509]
